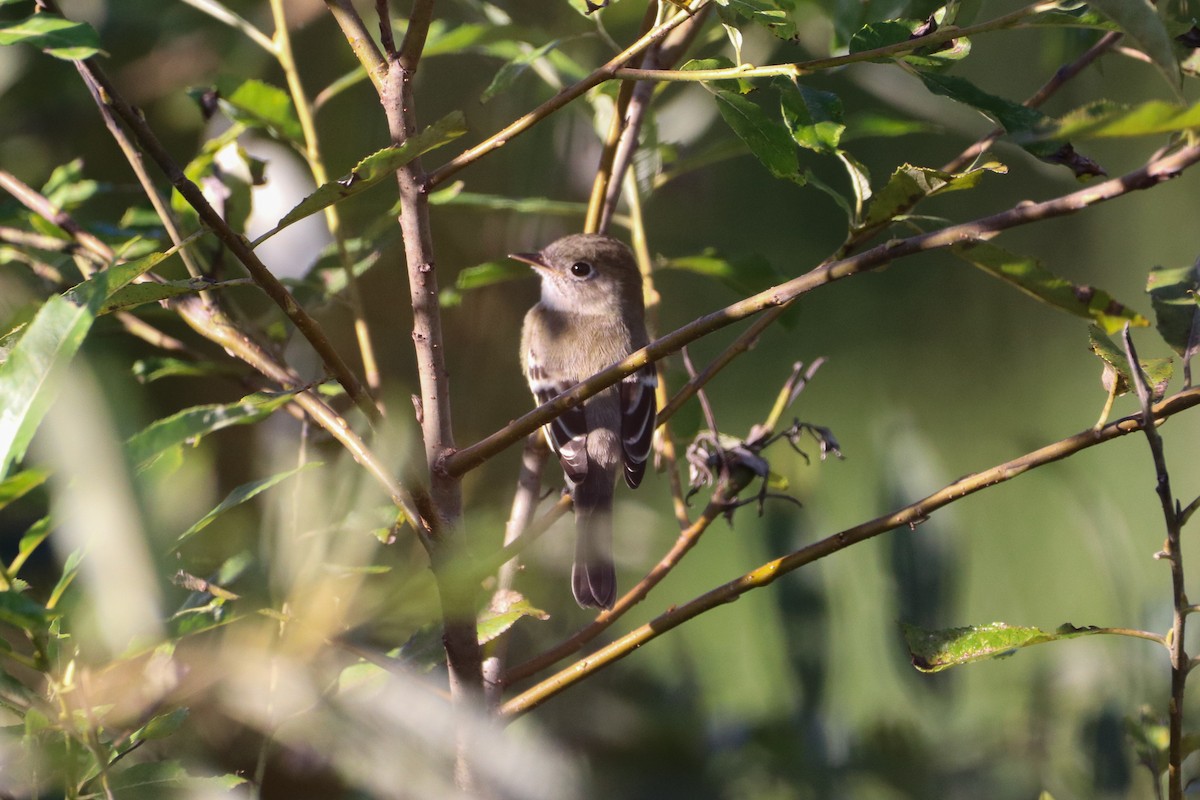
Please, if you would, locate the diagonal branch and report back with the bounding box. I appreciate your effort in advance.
[501,383,1200,716]
[442,141,1200,477]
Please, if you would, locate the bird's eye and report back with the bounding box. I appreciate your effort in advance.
[569,261,593,278]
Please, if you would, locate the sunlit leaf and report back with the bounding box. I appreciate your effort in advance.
[219,78,303,144]
[257,111,467,243]
[903,621,1104,672]
[126,391,300,468]
[0,468,48,513]
[108,760,247,798]
[477,591,548,645]
[100,277,231,314]
[860,162,1004,230]
[0,13,101,60]
[954,241,1147,333]
[716,0,798,40]
[129,708,189,745]
[1035,99,1200,140]
[842,112,939,142]
[10,516,52,576]
[1088,325,1173,398]
[173,462,321,551]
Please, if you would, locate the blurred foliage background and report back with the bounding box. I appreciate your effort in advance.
[3,0,1200,798]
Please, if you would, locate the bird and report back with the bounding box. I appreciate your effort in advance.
[513,234,656,609]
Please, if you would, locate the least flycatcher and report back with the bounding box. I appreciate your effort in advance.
[513,234,656,609]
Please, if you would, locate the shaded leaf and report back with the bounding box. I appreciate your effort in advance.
[903,621,1103,673]
[126,391,299,468]
[1088,0,1180,89]
[861,162,1004,229]
[0,13,101,60]
[917,71,1103,178]
[954,241,1146,333]
[129,708,189,745]
[1089,325,1173,398]
[1146,263,1200,365]
[257,111,467,243]
[0,590,53,632]
[173,462,321,551]
[481,39,560,103]
[848,18,970,68]
[713,89,802,184]
[132,358,243,384]
[662,251,800,328]
[456,260,529,291]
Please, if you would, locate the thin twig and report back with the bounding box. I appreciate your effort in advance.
[444,142,1200,477]
[323,0,388,90]
[427,2,707,188]
[1122,325,1188,800]
[500,383,1200,717]
[271,0,385,405]
[483,433,550,708]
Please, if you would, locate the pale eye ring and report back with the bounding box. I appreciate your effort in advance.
[569,261,593,278]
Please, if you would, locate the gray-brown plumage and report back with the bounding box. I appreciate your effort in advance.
[513,234,656,609]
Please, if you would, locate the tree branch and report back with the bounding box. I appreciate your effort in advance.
[501,384,1200,716]
[443,141,1200,476]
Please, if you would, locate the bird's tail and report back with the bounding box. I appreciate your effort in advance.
[572,477,616,609]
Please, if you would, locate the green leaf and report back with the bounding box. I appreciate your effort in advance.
[477,592,549,645]
[41,158,100,211]
[713,89,802,184]
[1088,325,1174,398]
[219,79,303,144]
[716,0,798,40]
[126,391,299,468]
[132,358,242,384]
[428,183,591,218]
[129,708,189,745]
[779,81,844,153]
[0,13,102,60]
[842,111,940,141]
[1036,99,1200,140]
[10,516,52,576]
[860,162,1005,230]
[0,257,138,477]
[1088,0,1180,90]
[256,111,467,244]
[48,547,82,608]
[916,71,1103,178]
[456,260,529,291]
[100,277,227,315]
[662,251,801,328]
[173,462,321,551]
[902,621,1104,673]
[0,590,52,632]
[481,39,560,103]
[109,761,246,798]
[953,242,1147,333]
[848,18,970,68]
[0,468,48,513]
[1146,263,1200,363]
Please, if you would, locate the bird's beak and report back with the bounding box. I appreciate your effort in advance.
[509,251,549,273]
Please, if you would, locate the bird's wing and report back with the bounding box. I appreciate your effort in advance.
[527,359,588,484]
[620,366,657,489]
